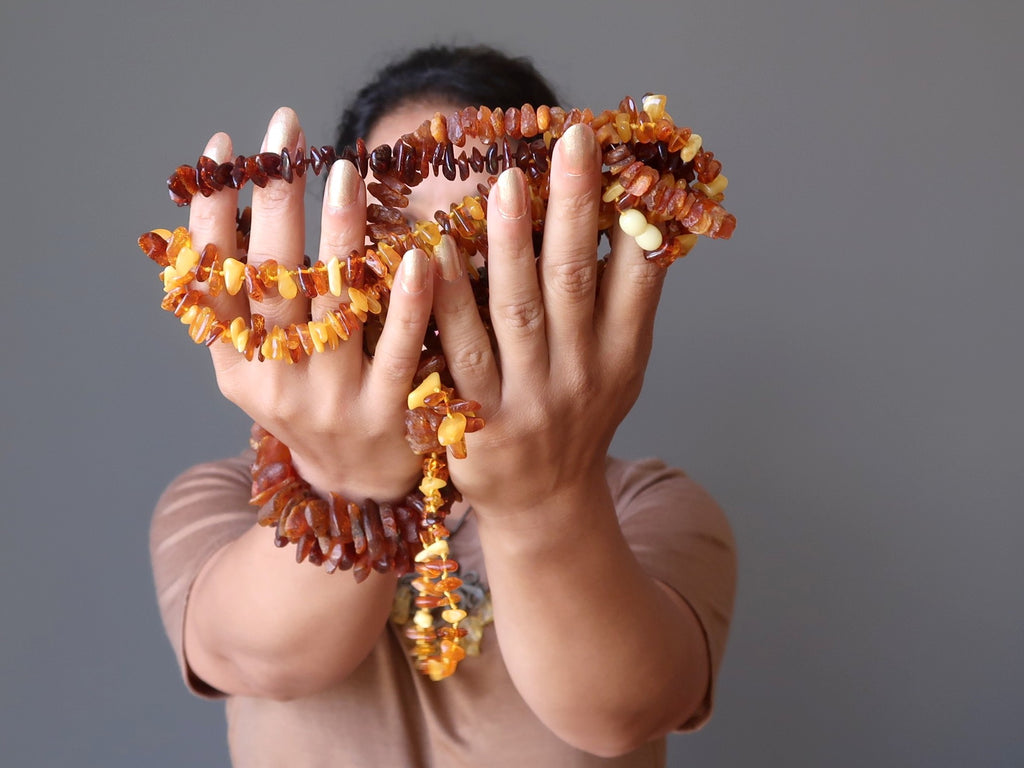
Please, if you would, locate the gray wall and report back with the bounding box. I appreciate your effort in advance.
[2,0,1020,765]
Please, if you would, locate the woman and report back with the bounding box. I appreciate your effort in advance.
[151,44,736,767]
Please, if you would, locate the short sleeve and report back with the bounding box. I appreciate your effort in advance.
[149,450,256,698]
[607,457,737,732]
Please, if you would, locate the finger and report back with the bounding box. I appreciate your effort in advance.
[594,221,667,368]
[432,235,501,406]
[485,167,549,389]
[247,107,308,333]
[186,132,249,373]
[538,123,602,358]
[366,249,435,409]
[306,159,368,385]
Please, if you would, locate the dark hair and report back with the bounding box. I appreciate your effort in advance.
[334,45,561,152]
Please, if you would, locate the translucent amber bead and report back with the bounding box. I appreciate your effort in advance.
[642,94,667,121]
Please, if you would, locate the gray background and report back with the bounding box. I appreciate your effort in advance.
[1,0,1020,765]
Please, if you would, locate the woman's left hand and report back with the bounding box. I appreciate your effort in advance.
[431,123,668,520]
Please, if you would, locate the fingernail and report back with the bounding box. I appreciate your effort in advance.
[203,132,230,163]
[435,235,464,282]
[561,124,595,175]
[400,249,428,294]
[263,108,294,152]
[496,168,527,218]
[327,160,359,209]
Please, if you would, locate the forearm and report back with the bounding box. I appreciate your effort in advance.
[475,474,709,756]
[185,521,397,700]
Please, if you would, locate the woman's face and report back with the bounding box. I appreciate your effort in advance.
[364,99,491,228]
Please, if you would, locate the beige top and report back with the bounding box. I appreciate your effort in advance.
[151,451,736,767]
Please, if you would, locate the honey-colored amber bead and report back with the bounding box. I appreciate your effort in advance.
[440,639,467,663]
[174,245,200,277]
[436,576,463,592]
[536,104,550,132]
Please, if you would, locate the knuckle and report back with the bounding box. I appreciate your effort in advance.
[552,260,597,299]
[254,179,295,213]
[499,296,544,332]
[625,260,666,291]
[449,345,491,377]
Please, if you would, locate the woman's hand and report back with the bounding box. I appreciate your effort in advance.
[432,123,668,519]
[190,108,435,500]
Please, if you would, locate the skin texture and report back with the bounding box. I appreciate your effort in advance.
[182,101,710,756]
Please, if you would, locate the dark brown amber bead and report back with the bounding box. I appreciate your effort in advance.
[138,232,170,266]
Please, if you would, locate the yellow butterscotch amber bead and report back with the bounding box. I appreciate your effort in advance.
[642,94,668,121]
[161,265,192,292]
[419,475,448,495]
[277,268,298,299]
[223,257,245,295]
[602,182,626,203]
[408,372,442,409]
[701,173,729,198]
[636,224,664,251]
[415,539,450,562]
[174,246,200,277]
[180,304,199,325]
[441,608,467,624]
[308,321,328,353]
[413,609,434,630]
[618,209,648,237]
[348,287,370,314]
[681,133,703,163]
[437,412,467,446]
[327,256,343,296]
[233,328,250,354]
[229,316,246,340]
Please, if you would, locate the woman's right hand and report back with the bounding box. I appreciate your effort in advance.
[190,107,435,501]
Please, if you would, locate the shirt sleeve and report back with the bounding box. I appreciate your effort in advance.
[607,457,737,732]
[150,450,256,698]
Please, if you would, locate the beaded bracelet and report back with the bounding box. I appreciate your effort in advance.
[140,94,735,679]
